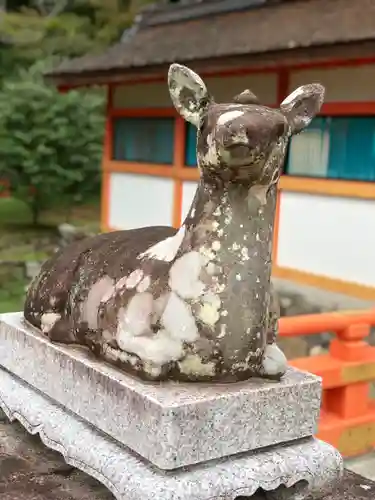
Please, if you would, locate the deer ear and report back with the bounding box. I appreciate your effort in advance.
[280,84,325,134]
[168,63,211,127]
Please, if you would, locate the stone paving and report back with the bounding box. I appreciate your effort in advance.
[0,417,114,500]
[346,452,375,481]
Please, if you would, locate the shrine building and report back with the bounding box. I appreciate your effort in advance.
[48,0,375,300]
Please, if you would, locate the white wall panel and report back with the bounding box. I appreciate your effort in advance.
[109,172,174,229]
[277,191,375,287]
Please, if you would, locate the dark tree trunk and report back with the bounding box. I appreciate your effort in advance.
[30,196,41,226]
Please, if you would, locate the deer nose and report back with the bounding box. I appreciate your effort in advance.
[226,143,251,160]
[221,131,250,149]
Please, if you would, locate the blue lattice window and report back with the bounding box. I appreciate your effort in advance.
[112,117,175,164]
[286,116,375,181]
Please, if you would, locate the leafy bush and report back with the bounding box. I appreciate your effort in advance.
[0,65,105,225]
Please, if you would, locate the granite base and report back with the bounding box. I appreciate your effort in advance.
[0,312,322,470]
[0,366,343,500]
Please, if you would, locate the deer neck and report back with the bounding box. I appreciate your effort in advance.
[182,179,277,279]
[179,178,277,363]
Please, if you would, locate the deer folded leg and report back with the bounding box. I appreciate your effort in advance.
[46,317,78,344]
[260,343,287,379]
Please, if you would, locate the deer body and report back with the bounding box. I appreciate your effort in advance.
[24,64,324,382]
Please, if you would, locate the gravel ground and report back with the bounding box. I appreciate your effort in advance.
[0,416,114,500]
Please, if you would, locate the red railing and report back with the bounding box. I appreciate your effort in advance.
[279,310,375,457]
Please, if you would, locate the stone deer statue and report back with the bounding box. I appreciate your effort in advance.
[24,64,324,383]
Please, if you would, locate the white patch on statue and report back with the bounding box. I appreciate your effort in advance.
[49,296,57,307]
[40,312,61,333]
[104,344,138,366]
[116,329,184,366]
[161,291,198,342]
[241,247,249,261]
[359,485,371,491]
[211,240,221,251]
[125,269,144,289]
[117,292,153,343]
[178,354,215,377]
[280,86,305,108]
[261,344,287,377]
[198,292,221,327]
[136,275,151,293]
[218,323,227,338]
[116,292,186,365]
[138,226,186,262]
[200,133,219,166]
[143,362,162,377]
[217,110,244,126]
[169,251,205,299]
[83,275,114,329]
[116,290,198,367]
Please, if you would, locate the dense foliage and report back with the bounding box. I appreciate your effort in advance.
[0,64,105,224]
[1,0,151,74]
[0,0,153,224]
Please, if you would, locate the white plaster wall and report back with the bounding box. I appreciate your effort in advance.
[108,172,174,229]
[181,181,198,222]
[113,72,278,109]
[277,191,375,287]
[289,65,375,102]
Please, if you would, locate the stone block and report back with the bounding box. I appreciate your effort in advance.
[0,312,322,470]
[0,366,343,500]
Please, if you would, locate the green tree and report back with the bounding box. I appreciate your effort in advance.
[0,0,153,68]
[0,64,105,225]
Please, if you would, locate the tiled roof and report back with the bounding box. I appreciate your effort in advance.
[50,0,375,77]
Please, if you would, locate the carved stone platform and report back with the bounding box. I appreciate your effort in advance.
[0,312,322,470]
[0,367,343,500]
[0,312,344,499]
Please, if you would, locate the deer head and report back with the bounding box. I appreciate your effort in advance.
[168,64,324,186]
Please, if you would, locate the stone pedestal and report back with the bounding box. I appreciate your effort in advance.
[0,313,343,499]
